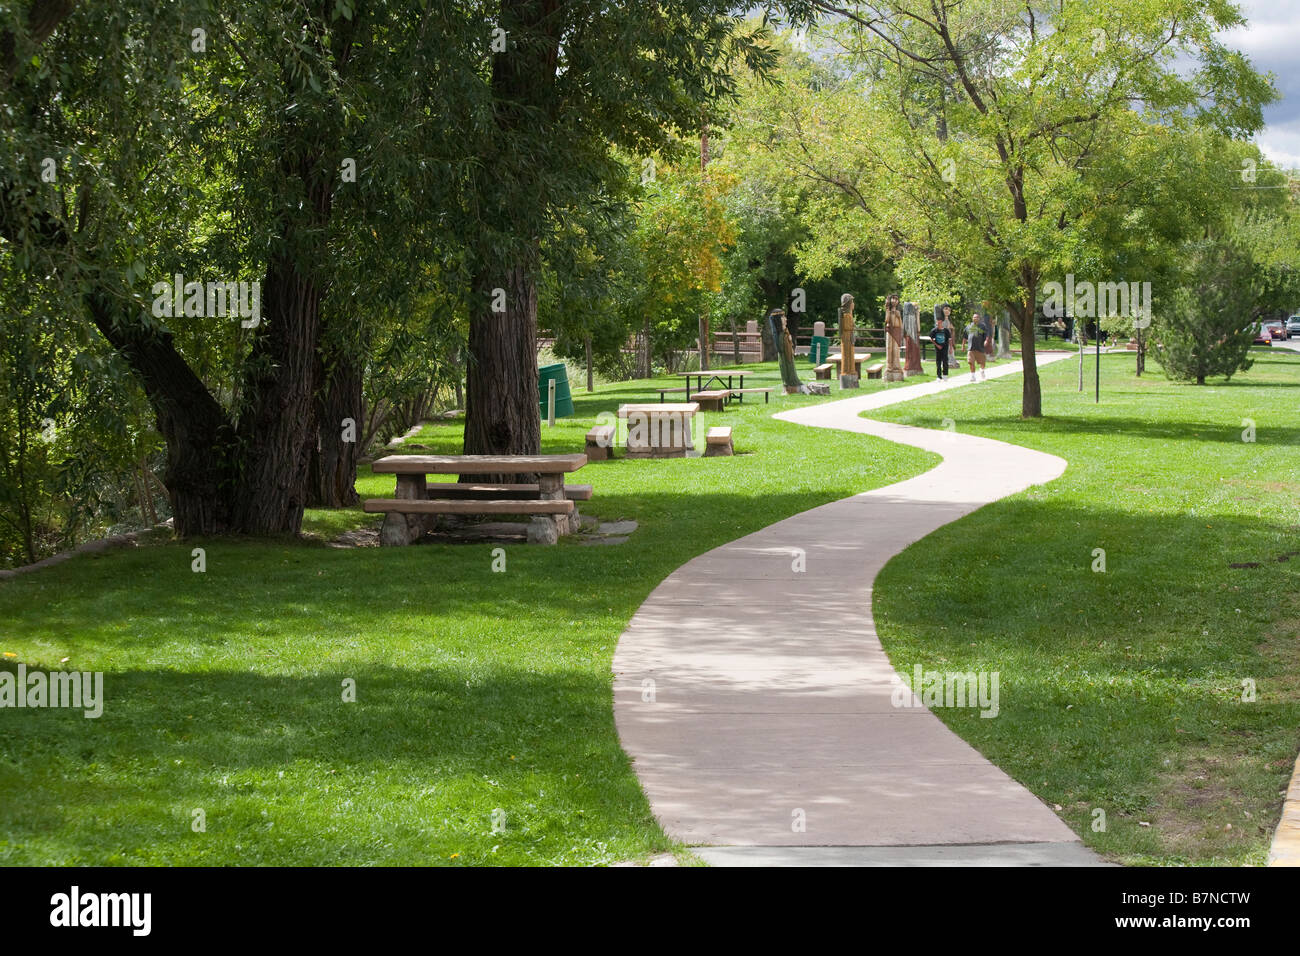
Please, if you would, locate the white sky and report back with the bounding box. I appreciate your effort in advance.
[1222,0,1300,167]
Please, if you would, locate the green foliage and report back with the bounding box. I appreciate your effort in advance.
[1157,238,1258,385]
[0,272,161,567]
[721,2,1276,414]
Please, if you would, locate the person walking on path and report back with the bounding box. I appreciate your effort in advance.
[931,314,952,379]
[965,313,990,381]
[978,311,995,358]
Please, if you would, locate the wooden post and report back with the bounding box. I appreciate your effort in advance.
[585,336,593,392]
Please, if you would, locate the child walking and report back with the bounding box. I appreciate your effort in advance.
[931,315,952,379]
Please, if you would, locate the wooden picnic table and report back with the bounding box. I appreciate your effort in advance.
[677,370,749,402]
[828,352,872,375]
[366,453,588,545]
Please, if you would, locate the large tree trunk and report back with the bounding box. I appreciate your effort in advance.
[86,293,239,534]
[464,262,541,458]
[1010,284,1042,418]
[230,135,334,533]
[461,0,558,461]
[230,253,325,533]
[308,347,362,508]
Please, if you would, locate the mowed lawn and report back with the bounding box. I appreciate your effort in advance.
[870,348,1300,865]
[0,363,933,866]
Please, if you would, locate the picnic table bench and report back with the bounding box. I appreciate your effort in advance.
[365,453,588,545]
[729,386,774,404]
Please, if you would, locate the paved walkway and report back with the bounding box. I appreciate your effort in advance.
[612,352,1105,864]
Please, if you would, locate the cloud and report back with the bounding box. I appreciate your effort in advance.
[1221,0,1300,167]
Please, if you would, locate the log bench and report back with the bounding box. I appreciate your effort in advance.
[814,363,835,380]
[367,453,589,545]
[704,426,734,457]
[865,362,885,380]
[693,389,730,412]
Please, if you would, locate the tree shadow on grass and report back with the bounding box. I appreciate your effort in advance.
[1025,416,1300,445]
[0,665,652,865]
[885,408,1300,446]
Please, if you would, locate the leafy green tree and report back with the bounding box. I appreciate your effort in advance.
[754,0,1276,416]
[461,1,799,457]
[1,0,478,533]
[1157,238,1258,385]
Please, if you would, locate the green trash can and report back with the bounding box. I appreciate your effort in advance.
[809,335,830,365]
[538,363,575,419]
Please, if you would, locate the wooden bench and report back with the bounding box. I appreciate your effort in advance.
[865,362,885,380]
[704,426,733,457]
[693,389,730,412]
[585,424,615,461]
[656,386,690,402]
[367,498,573,516]
[814,363,835,380]
[367,454,588,545]
[425,482,593,501]
[730,387,774,404]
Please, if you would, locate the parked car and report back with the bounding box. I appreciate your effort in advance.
[1252,323,1273,346]
[1264,319,1288,340]
[1287,315,1300,337]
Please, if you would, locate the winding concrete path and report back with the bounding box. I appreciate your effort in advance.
[613,353,1105,865]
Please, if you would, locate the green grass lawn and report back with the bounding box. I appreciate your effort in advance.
[5,348,1296,866]
[870,348,1300,865]
[0,361,933,866]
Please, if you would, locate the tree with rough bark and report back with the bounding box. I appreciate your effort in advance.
[1,0,476,533]
[461,1,796,459]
